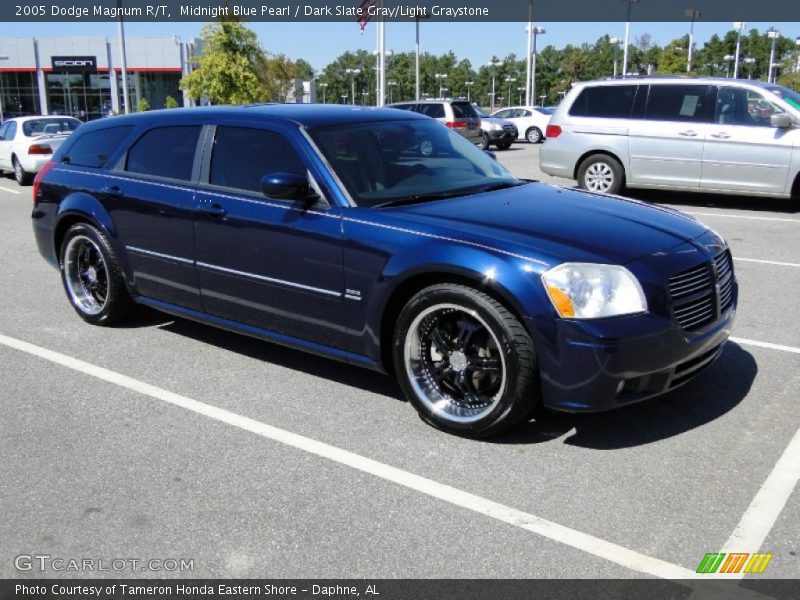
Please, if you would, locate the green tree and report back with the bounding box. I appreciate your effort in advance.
[164,95,179,108]
[180,20,272,104]
[136,97,150,112]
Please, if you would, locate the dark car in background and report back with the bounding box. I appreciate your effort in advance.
[473,105,518,150]
[32,105,736,437]
[387,100,484,148]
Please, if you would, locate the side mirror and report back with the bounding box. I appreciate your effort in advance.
[771,113,793,129]
[484,149,497,161]
[261,172,309,200]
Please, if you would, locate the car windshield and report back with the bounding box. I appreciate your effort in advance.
[23,118,81,137]
[534,107,554,115]
[309,119,519,208]
[473,105,491,118]
[764,84,800,111]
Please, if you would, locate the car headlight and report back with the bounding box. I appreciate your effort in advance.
[487,122,501,131]
[541,263,647,319]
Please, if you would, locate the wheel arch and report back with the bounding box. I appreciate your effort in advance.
[377,266,538,374]
[53,193,118,264]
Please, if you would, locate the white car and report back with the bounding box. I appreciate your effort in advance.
[490,106,553,144]
[0,116,81,185]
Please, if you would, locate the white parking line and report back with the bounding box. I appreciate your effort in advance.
[734,257,800,268]
[722,428,800,576]
[686,211,800,224]
[731,337,800,355]
[0,185,22,195]
[0,332,697,580]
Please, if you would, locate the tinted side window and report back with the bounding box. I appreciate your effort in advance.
[646,85,712,122]
[210,127,306,194]
[126,126,201,181]
[493,109,511,118]
[6,122,17,139]
[569,85,637,118]
[64,126,133,168]
[391,104,414,112]
[451,102,477,118]
[0,123,9,141]
[419,104,445,118]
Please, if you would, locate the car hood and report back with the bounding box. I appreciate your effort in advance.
[481,117,514,126]
[384,183,709,266]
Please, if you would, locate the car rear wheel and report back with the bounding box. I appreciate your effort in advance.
[60,223,133,325]
[393,283,538,438]
[13,157,32,186]
[525,127,543,144]
[577,154,624,194]
[476,132,489,150]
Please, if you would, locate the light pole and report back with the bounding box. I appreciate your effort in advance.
[464,81,474,102]
[504,76,516,107]
[796,36,800,73]
[387,80,397,103]
[434,73,448,99]
[517,86,526,105]
[540,94,546,106]
[373,49,393,106]
[318,83,328,104]
[733,21,746,79]
[487,58,502,112]
[685,9,701,72]
[345,68,361,106]
[609,37,623,77]
[414,13,430,101]
[621,0,639,77]
[723,54,735,78]
[767,28,780,84]
[361,90,369,106]
[743,57,755,79]
[341,94,348,104]
[528,26,545,107]
[0,55,8,123]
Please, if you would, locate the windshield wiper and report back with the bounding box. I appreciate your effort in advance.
[374,190,467,208]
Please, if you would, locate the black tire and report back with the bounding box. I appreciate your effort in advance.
[476,132,489,150]
[59,222,133,325]
[577,154,625,195]
[13,157,32,186]
[525,127,543,144]
[496,140,513,150]
[393,283,539,438]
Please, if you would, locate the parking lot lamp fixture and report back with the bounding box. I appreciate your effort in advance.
[723,54,735,78]
[609,37,622,77]
[504,76,517,107]
[685,9,701,72]
[318,83,328,104]
[527,26,545,106]
[743,56,756,79]
[387,80,397,103]
[0,55,7,123]
[767,28,780,83]
[464,81,474,102]
[345,68,361,106]
[434,73,448,99]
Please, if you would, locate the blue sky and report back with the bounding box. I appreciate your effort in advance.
[1,21,798,70]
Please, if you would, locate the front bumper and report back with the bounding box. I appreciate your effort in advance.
[486,128,517,142]
[527,292,737,412]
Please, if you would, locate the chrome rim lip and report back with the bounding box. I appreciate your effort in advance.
[64,235,108,316]
[585,162,614,192]
[404,303,507,424]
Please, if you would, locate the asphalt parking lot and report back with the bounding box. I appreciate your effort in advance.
[1,143,798,582]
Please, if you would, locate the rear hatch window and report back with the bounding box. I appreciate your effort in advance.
[452,102,478,119]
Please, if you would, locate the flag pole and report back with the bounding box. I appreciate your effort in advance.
[378,2,385,107]
[525,1,533,106]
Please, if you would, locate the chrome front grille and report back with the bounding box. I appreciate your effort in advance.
[668,250,734,332]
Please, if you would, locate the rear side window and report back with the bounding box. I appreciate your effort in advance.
[419,104,445,118]
[569,85,637,118]
[209,127,306,194]
[391,104,415,112]
[451,102,477,118]
[126,126,201,181]
[646,85,712,122]
[63,126,133,168]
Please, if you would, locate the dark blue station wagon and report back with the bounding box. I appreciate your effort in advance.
[32,105,737,437]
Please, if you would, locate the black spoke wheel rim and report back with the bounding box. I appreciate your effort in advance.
[64,235,109,315]
[404,303,507,423]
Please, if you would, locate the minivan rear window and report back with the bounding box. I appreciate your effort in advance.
[569,85,637,118]
[63,126,133,168]
[451,102,478,118]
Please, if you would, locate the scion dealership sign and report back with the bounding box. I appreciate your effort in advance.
[51,56,96,73]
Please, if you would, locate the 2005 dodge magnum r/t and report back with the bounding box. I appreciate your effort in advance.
[32,105,737,437]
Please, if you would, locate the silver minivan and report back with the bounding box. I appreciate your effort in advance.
[387,100,484,147]
[540,77,800,199]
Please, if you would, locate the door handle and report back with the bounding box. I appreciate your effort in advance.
[100,185,123,197]
[197,202,227,218]
[678,130,698,137]
[710,132,731,139]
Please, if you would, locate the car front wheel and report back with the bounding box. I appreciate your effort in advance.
[60,222,133,325]
[577,154,625,194]
[476,132,489,150]
[393,283,538,437]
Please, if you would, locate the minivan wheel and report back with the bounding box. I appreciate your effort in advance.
[13,157,32,186]
[525,127,543,144]
[577,154,624,194]
[60,223,132,325]
[393,283,538,438]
